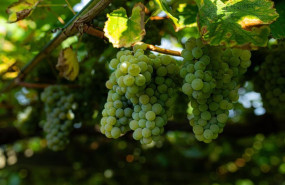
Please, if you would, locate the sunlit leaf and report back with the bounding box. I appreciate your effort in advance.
[155,0,197,31]
[56,47,79,81]
[104,3,146,48]
[6,0,39,23]
[196,0,279,48]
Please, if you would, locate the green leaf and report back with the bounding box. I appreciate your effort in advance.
[6,0,39,23]
[196,0,279,48]
[270,1,285,39]
[104,4,145,48]
[154,0,197,31]
[56,47,79,81]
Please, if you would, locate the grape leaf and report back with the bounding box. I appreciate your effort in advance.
[6,0,39,23]
[56,47,79,81]
[154,0,197,31]
[104,4,145,48]
[270,1,285,39]
[196,0,279,48]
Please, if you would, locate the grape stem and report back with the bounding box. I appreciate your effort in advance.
[83,24,107,40]
[144,43,181,56]
[150,16,170,20]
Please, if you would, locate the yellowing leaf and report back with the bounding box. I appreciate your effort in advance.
[0,55,19,80]
[6,0,39,23]
[56,47,79,81]
[104,4,146,48]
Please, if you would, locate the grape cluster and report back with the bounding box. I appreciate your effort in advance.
[100,45,179,144]
[180,38,252,143]
[254,48,285,115]
[41,85,76,151]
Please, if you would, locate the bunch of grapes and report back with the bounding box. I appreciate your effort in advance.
[180,38,252,143]
[129,53,179,144]
[100,91,133,138]
[100,45,179,144]
[41,85,76,151]
[254,47,285,115]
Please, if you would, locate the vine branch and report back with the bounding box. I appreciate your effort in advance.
[83,24,107,40]
[145,43,181,56]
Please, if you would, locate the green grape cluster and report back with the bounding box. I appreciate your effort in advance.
[41,85,76,151]
[100,91,133,138]
[254,48,285,115]
[180,38,252,143]
[100,45,179,144]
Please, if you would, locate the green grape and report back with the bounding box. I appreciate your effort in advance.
[191,79,204,90]
[133,128,143,140]
[203,129,213,140]
[146,111,156,121]
[152,103,162,114]
[185,38,196,50]
[120,61,130,73]
[181,49,193,60]
[157,66,167,76]
[151,127,160,135]
[194,61,206,71]
[123,75,135,86]
[193,125,204,135]
[109,58,119,69]
[111,127,121,138]
[182,83,193,96]
[135,74,146,86]
[217,113,228,123]
[240,50,251,61]
[139,95,150,105]
[192,47,203,59]
[142,128,151,137]
[201,111,211,120]
[128,64,141,76]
